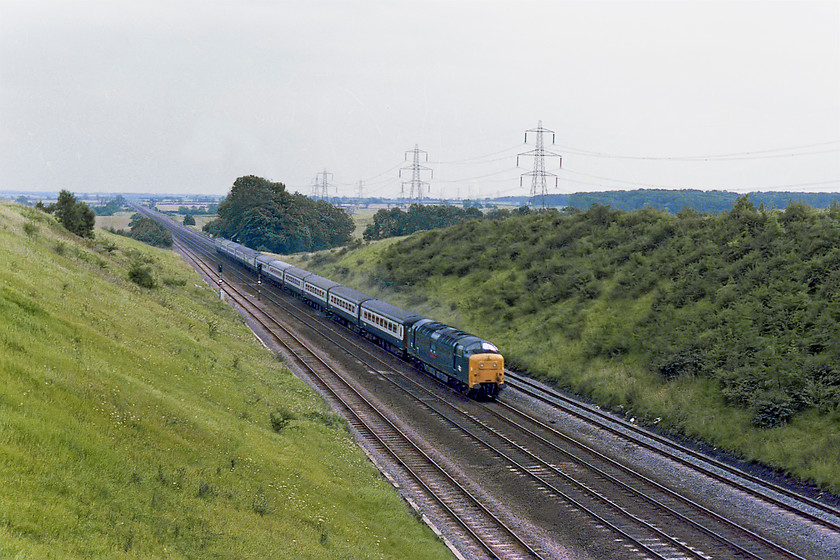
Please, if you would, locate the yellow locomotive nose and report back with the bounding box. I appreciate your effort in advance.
[468,353,505,388]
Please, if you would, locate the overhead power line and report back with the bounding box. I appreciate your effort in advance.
[428,143,523,165]
[304,138,837,201]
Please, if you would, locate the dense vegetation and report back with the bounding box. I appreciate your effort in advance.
[295,197,840,492]
[127,214,174,247]
[359,190,840,243]
[35,189,96,238]
[0,202,449,559]
[380,198,840,426]
[203,175,354,253]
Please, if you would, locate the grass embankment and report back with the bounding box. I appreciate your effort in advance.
[0,203,450,559]
[288,201,840,495]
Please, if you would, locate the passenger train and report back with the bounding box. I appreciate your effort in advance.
[215,238,504,399]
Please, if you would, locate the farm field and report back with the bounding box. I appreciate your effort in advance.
[95,210,135,231]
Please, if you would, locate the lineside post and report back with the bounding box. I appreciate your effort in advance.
[217,263,224,301]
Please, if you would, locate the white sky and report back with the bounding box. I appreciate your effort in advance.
[1,0,838,198]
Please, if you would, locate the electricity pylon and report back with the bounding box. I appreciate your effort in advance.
[400,144,433,203]
[312,169,335,201]
[517,121,562,208]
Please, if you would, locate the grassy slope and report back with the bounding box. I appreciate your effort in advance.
[0,203,450,559]
[286,210,840,496]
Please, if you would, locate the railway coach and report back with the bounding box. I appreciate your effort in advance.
[255,254,293,286]
[327,285,374,327]
[358,299,424,357]
[303,274,341,311]
[281,266,312,297]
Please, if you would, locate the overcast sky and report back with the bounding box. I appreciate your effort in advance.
[1,0,838,199]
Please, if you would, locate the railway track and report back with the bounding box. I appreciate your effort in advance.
[134,205,840,559]
[504,372,840,531]
[172,236,544,560]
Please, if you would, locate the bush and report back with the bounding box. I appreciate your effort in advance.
[658,351,705,380]
[752,395,798,428]
[128,262,157,288]
[269,406,297,432]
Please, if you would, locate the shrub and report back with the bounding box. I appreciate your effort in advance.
[128,262,157,288]
[305,410,348,431]
[269,406,297,432]
[752,394,798,428]
[658,351,705,380]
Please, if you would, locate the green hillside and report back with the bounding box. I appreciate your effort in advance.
[0,203,450,559]
[291,198,840,494]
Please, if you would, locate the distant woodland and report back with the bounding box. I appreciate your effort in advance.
[492,189,840,213]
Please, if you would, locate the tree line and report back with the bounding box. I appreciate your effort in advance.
[202,175,354,253]
[92,195,131,216]
[493,190,840,214]
[363,204,538,240]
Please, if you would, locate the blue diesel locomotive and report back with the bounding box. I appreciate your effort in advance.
[215,237,504,399]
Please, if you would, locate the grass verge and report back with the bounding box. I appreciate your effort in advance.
[0,202,451,559]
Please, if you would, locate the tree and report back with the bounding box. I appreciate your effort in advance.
[183,213,196,226]
[53,190,95,238]
[203,175,354,253]
[129,217,173,247]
